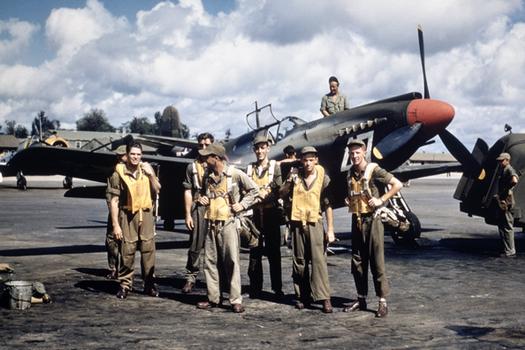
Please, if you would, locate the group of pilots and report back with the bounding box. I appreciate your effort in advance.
[104,126,402,318]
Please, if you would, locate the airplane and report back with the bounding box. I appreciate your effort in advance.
[453,124,524,229]
[4,27,480,243]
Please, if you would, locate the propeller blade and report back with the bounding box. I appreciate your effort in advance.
[372,123,422,160]
[417,25,430,99]
[439,129,485,180]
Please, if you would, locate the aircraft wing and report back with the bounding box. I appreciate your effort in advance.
[136,134,199,150]
[391,162,463,182]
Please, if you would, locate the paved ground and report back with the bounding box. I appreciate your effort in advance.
[0,176,524,349]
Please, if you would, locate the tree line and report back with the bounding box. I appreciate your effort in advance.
[2,106,190,139]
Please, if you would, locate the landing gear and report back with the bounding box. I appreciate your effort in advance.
[63,176,73,189]
[382,187,421,245]
[391,211,421,245]
[16,171,27,191]
[163,219,175,231]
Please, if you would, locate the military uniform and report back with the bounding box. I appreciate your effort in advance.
[282,165,332,304]
[320,94,348,115]
[202,165,258,306]
[348,163,392,298]
[497,162,519,256]
[107,164,157,291]
[182,160,207,284]
[105,178,120,277]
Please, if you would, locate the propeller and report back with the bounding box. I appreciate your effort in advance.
[417,25,485,180]
[373,123,422,160]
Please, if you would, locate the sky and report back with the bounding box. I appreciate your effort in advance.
[0,0,524,153]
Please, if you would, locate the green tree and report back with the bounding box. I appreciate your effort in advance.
[129,116,154,134]
[31,110,60,136]
[14,125,28,138]
[76,109,115,132]
[5,120,16,135]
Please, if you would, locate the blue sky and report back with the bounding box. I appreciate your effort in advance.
[0,0,524,153]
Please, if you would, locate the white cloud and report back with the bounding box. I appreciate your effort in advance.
[0,0,524,152]
[0,19,39,63]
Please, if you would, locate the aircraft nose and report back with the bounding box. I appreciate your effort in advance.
[406,99,455,134]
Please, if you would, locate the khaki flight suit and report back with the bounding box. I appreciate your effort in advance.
[497,164,518,256]
[202,165,258,306]
[348,164,392,298]
[107,165,156,291]
[182,160,207,283]
[281,165,332,302]
[247,160,283,295]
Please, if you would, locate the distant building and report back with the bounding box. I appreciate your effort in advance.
[409,152,456,165]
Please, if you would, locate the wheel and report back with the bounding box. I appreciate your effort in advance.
[163,219,175,231]
[17,176,27,191]
[391,211,421,245]
[63,176,73,189]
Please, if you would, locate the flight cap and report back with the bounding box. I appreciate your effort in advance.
[347,139,366,149]
[496,152,511,161]
[198,143,226,158]
[115,145,127,155]
[301,146,318,157]
[252,135,270,146]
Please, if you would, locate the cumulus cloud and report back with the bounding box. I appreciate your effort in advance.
[0,0,524,152]
[0,19,39,63]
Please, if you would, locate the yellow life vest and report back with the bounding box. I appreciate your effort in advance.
[205,167,233,221]
[192,160,205,190]
[116,163,153,214]
[247,160,275,199]
[291,165,325,225]
[348,162,378,214]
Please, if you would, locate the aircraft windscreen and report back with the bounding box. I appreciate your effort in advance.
[275,116,306,141]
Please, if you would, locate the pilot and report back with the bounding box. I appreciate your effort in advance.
[280,146,335,313]
[181,132,214,294]
[495,152,519,258]
[320,76,349,117]
[344,139,402,318]
[107,142,161,299]
[104,144,127,280]
[246,135,284,299]
[196,143,258,313]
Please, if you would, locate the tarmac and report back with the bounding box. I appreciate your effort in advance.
[0,176,524,349]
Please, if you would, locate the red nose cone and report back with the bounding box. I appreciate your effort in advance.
[407,99,455,134]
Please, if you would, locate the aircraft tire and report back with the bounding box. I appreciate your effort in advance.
[63,176,73,189]
[163,219,175,231]
[17,176,27,191]
[391,211,421,245]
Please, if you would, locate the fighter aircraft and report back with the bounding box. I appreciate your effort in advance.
[5,27,474,242]
[453,125,524,229]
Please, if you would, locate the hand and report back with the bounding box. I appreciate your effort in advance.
[259,188,269,199]
[113,226,123,241]
[232,203,244,213]
[141,162,155,177]
[369,197,383,208]
[325,230,335,243]
[198,196,209,206]
[185,215,194,230]
[344,197,350,207]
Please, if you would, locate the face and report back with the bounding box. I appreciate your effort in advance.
[286,152,295,159]
[199,138,212,149]
[253,143,269,161]
[349,145,366,167]
[329,81,339,95]
[205,154,220,170]
[118,153,128,163]
[127,146,142,166]
[301,154,318,173]
[499,158,509,167]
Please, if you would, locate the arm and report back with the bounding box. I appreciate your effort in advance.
[320,95,330,117]
[233,171,259,213]
[141,162,161,194]
[184,189,194,230]
[324,206,335,243]
[369,176,403,207]
[110,195,122,240]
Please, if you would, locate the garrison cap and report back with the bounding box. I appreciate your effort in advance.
[347,139,366,148]
[252,135,270,146]
[300,146,318,156]
[496,152,511,161]
[198,143,226,158]
[114,145,127,155]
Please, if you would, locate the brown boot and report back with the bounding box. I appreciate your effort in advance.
[376,300,388,318]
[322,299,333,313]
[182,281,194,294]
